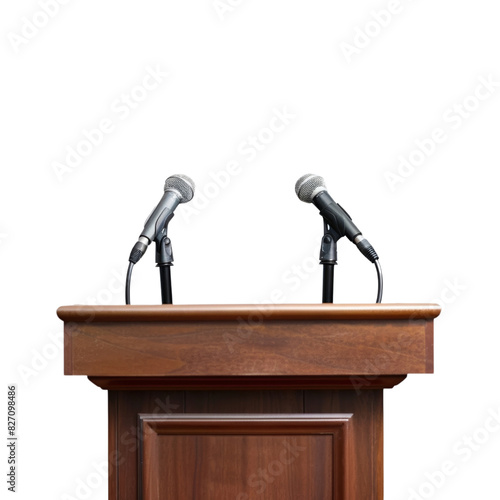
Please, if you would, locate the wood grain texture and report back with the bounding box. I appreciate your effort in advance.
[108,392,118,500]
[57,303,441,322]
[425,320,434,373]
[64,326,73,375]
[108,391,185,500]
[60,305,439,499]
[90,375,407,391]
[108,390,383,499]
[147,435,333,499]
[63,319,435,377]
[184,390,304,413]
[139,414,352,500]
[306,390,384,499]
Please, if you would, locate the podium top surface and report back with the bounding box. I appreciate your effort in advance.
[58,304,439,383]
[57,303,440,322]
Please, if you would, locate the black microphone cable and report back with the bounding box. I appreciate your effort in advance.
[355,234,383,304]
[375,259,383,304]
[125,261,134,305]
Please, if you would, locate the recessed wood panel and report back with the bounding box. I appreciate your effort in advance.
[139,414,352,500]
[148,435,331,499]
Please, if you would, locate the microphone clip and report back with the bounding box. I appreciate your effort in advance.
[320,219,340,304]
[319,220,340,265]
[155,234,174,268]
[154,213,174,268]
[154,215,174,304]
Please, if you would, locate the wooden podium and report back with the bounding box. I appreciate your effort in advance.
[57,303,440,500]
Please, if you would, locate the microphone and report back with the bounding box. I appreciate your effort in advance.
[295,174,379,263]
[128,174,195,264]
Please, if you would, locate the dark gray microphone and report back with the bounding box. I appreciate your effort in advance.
[295,174,379,263]
[129,174,195,264]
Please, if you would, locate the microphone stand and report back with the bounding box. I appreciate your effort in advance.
[155,218,174,305]
[320,220,340,303]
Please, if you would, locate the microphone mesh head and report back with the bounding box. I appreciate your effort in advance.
[164,174,195,203]
[295,174,326,203]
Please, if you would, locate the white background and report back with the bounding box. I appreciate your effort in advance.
[1,0,500,498]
